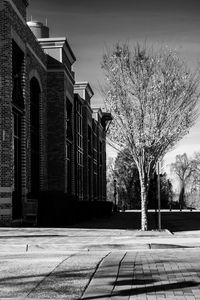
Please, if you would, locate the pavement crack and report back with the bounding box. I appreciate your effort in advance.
[111,252,127,296]
[80,251,111,299]
[26,253,76,297]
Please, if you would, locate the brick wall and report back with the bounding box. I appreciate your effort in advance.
[46,70,66,191]
[12,0,28,20]
[0,0,110,225]
[0,1,14,224]
[0,0,47,223]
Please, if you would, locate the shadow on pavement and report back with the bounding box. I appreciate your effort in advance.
[117,280,198,297]
[69,212,146,230]
[161,212,200,232]
[69,211,200,232]
[82,281,199,299]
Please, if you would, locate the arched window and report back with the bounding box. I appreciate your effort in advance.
[30,77,41,197]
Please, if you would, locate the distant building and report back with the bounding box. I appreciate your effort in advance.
[0,0,112,225]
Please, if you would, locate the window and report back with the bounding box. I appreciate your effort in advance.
[12,40,24,218]
[76,100,83,199]
[92,121,98,200]
[87,125,92,199]
[66,98,73,194]
[66,98,73,141]
[30,78,40,197]
[99,141,103,200]
[88,125,92,156]
[12,110,22,218]
[66,143,72,194]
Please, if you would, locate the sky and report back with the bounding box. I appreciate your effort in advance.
[28,0,200,175]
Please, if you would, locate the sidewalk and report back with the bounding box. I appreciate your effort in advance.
[82,249,200,300]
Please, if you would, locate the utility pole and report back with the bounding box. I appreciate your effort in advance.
[113,179,117,211]
[156,161,161,231]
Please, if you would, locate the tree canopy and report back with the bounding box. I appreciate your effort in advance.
[102,43,200,230]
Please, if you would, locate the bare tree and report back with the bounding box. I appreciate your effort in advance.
[190,152,200,193]
[171,153,195,209]
[102,43,200,230]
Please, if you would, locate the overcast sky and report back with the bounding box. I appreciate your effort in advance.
[28,0,200,167]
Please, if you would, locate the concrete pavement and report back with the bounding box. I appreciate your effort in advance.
[0,211,200,299]
[0,226,200,252]
[82,249,200,300]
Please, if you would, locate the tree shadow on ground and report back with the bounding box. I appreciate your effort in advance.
[82,281,199,299]
[161,212,200,232]
[114,278,156,286]
[69,211,200,232]
[69,212,142,230]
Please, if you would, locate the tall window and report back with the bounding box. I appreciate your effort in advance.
[12,40,24,219]
[66,99,73,140]
[66,143,72,194]
[12,111,22,218]
[88,125,92,199]
[30,78,40,197]
[88,125,92,156]
[99,141,103,200]
[66,98,73,194]
[92,121,98,200]
[76,100,83,199]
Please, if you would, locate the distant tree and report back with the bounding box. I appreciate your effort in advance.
[148,173,173,209]
[114,148,140,209]
[106,157,115,202]
[171,153,195,209]
[160,174,173,209]
[102,43,200,230]
[191,152,200,192]
[114,149,173,210]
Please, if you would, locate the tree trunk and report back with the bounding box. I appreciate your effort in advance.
[140,178,148,230]
[179,184,185,210]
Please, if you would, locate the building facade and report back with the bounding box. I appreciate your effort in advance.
[0,0,112,225]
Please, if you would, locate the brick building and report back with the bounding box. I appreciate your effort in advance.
[0,0,112,225]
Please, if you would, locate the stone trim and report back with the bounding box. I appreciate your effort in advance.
[0,187,12,193]
[0,208,12,215]
[0,198,12,204]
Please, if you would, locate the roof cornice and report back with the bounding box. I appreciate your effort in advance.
[38,37,76,64]
[74,82,94,99]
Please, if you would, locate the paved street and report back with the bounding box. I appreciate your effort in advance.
[0,211,200,299]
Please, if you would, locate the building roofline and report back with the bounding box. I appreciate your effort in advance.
[38,37,76,64]
[74,81,94,98]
